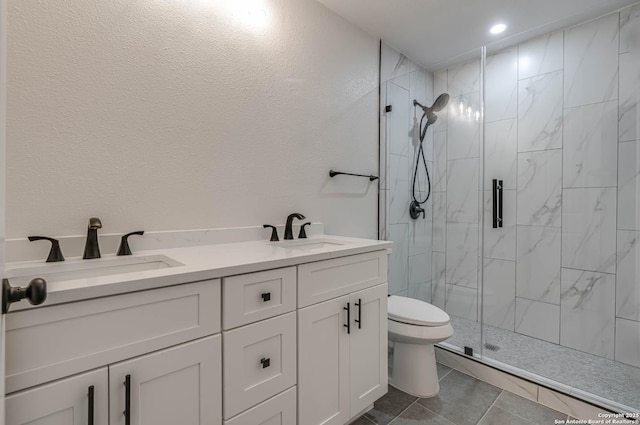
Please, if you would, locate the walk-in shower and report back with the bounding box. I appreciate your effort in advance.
[381,1,640,414]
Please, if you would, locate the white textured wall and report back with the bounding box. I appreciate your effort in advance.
[6,0,379,240]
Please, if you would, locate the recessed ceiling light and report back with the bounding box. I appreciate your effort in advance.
[490,23,507,34]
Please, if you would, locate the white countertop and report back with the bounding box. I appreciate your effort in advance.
[5,235,392,311]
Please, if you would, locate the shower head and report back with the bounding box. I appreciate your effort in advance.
[431,93,450,112]
[413,93,450,114]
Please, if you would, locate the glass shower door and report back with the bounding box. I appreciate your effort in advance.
[481,8,640,412]
[431,48,484,358]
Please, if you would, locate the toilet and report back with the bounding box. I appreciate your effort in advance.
[388,295,454,398]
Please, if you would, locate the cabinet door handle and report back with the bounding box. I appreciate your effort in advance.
[261,292,271,302]
[88,385,94,425]
[123,375,131,425]
[260,357,271,368]
[344,303,351,334]
[354,298,362,329]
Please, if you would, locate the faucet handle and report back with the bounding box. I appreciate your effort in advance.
[298,223,311,239]
[117,231,144,256]
[263,225,279,242]
[28,236,65,262]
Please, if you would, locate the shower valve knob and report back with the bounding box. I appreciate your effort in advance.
[409,201,425,220]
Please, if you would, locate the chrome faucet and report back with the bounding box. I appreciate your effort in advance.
[83,217,102,259]
[284,213,305,240]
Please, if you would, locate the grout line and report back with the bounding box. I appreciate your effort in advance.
[475,389,504,424]
[438,365,453,381]
[387,399,419,425]
[412,401,458,425]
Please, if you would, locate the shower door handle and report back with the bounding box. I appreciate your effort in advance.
[492,179,503,229]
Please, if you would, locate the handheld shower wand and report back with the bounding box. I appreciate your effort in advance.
[410,93,450,220]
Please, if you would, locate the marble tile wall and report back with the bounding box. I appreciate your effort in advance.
[441,58,482,324]
[381,5,640,368]
[380,43,434,302]
[481,6,640,367]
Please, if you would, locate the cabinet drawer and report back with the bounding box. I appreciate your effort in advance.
[223,312,296,419]
[223,267,296,330]
[298,251,387,307]
[224,387,296,425]
[6,279,221,393]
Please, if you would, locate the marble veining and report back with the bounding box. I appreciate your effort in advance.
[618,140,640,230]
[620,4,640,54]
[616,230,640,321]
[484,190,516,261]
[409,216,430,256]
[485,49,518,123]
[388,154,410,224]
[433,131,447,192]
[387,224,409,294]
[516,225,561,305]
[386,82,411,157]
[484,119,517,190]
[484,259,516,331]
[447,158,479,223]
[563,100,618,188]
[381,43,417,83]
[562,188,617,274]
[515,298,560,343]
[445,283,478,321]
[517,149,562,227]
[518,31,564,80]
[518,70,563,152]
[446,222,479,288]
[564,13,619,108]
[432,191,447,253]
[409,253,430,299]
[560,268,615,359]
[447,59,480,97]
[619,50,640,143]
[447,93,481,160]
[433,70,448,132]
[431,252,446,309]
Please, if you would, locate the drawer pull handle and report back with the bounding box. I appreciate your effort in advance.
[261,292,271,302]
[344,303,351,334]
[355,298,362,329]
[88,385,94,425]
[260,357,271,368]
[123,375,131,425]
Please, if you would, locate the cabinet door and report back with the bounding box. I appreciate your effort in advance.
[109,335,221,425]
[6,368,108,425]
[350,283,388,416]
[298,296,350,425]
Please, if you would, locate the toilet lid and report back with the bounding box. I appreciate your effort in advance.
[388,295,450,326]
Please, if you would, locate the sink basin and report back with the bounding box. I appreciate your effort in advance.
[273,237,354,251]
[5,255,184,286]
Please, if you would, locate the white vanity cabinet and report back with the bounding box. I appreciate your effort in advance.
[5,279,223,425]
[4,242,390,425]
[297,252,388,425]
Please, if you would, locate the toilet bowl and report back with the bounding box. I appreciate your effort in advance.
[388,295,454,398]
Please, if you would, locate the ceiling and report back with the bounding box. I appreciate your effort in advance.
[317,0,639,70]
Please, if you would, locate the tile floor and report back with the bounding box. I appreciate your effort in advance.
[446,315,640,410]
[352,364,576,425]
